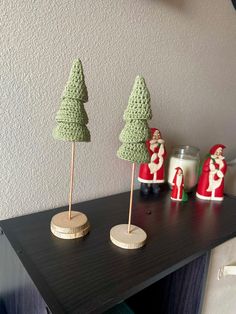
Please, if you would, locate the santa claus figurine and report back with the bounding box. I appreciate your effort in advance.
[171,167,184,201]
[196,144,227,201]
[138,128,167,195]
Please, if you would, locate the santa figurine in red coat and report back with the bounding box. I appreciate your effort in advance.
[196,144,227,201]
[138,128,167,195]
[171,167,184,201]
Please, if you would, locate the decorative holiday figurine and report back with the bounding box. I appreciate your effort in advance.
[51,59,91,239]
[138,128,167,195]
[110,75,152,249]
[171,167,184,201]
[196,144,227,201]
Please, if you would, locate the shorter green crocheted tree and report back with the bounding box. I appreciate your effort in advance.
[117,76,152,164]
[112,76,152,239]
[53,59,90,142]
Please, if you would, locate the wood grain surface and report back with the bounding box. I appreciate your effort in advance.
[1,186,236,313]
[110,224,147,249]
[127,253,210,314]
[51,211,90,239]
[0,232,51,314]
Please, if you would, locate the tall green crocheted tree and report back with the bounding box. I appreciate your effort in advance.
[51,59,91,234]
[110,76,152,249]
[117,75,152,164]
[53,59,90,142]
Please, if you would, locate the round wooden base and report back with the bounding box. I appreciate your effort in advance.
[50,211,90,240]
[110,224,147,249]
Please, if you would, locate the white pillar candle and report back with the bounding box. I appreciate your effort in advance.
[168,156,199,191]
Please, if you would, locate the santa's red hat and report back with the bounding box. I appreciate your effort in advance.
[175,167,183,172]
[172,167,184,184]
[151,128,162,138]
[209,144,226,155]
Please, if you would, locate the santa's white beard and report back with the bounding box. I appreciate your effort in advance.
[176,174,182,187]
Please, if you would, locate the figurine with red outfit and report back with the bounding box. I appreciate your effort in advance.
[138,128,167,195]
[196,144,227,201]
[171,167,184,201]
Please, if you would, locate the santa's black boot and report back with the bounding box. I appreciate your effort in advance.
[152,183,160,195]
[140,183,149,195]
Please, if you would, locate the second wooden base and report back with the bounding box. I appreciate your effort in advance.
[110,224,147,249]
[50,211,90,240]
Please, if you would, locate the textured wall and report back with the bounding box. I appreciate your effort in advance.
[0,0,236,219]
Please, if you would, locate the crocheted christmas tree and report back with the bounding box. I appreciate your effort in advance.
[53,59,90,142]
[117,76,152,163]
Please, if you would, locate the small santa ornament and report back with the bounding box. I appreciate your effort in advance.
[138,128,167,195]
[196,144,227,201]
[171,167,184,201]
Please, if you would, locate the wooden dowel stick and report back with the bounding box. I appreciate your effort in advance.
[128,163,135,234]
[68,142,76,220]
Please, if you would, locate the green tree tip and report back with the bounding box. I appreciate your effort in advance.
[117,75,152,163]
[134,75,145,85]
[132,75,150,94]
[124,75,152,121]
[62,58,88,103]
[53,59,91,142]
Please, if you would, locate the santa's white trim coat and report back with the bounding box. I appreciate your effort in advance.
[138,128,167,184]
[196,144,227,201]
[171,167,184,201]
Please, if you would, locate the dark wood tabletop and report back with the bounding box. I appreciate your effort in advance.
[1,186,236,314]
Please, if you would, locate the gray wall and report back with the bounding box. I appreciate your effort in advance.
[1,0,236,219]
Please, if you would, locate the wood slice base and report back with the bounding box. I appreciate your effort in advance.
[50,211,90,240]
[110,224,147,249]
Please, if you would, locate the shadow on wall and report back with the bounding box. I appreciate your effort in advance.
[231,0,236,9]
[150,0,186,10]
[164,132,185,155]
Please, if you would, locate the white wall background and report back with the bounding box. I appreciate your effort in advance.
[0,0,236,219]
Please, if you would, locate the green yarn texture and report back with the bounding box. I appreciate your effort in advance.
[117,143,150,164]
[53,59,91,142]
[117,76,152,164]
[119,120,150,143]
[62,60,88,102]
[124,76,152,120]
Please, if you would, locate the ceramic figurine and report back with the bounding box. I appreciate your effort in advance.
[51,59,91,239]
[171,167,184,201]
[110,75,152,250]
[138,128,167,195]
[196,144,227,201]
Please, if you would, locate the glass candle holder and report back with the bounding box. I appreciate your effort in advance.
[168,145,200,191]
